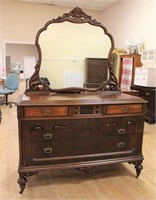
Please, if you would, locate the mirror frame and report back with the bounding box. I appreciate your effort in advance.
[28,7,119,93]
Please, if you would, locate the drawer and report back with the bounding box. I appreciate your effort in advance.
[21,115,144,143]
[30,135,137,159]
[107,104,142,114]
[24,106,69,117]
[139,90,153,98]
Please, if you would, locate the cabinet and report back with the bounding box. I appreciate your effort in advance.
[119,54,142,90]
[17,91,146,193]
[131,85,156,124]
[84,58,108,88]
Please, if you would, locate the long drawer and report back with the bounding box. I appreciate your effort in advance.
[21,116,144,143]
[23,134,142,166]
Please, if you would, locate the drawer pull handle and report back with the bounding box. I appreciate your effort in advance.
[117,128,125,134]
[74,107,78,114]
[42,109,52,116]
[53,125,69,130]
[127,121,133,126]
[43,133,53,139]
[32,126,43,131]
[117,142,125,148]
[121,106,128,113]
[43,147,53,154]
[96,106,99,113]
[145,92,150,96]
[105,122,117,127]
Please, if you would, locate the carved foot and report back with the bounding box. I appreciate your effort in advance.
[129,161,143,178]
[17,174,27,194]
[135,162,143,178]
[18,172,39,194]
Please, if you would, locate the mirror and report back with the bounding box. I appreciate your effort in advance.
[39,22,111,89]
[28,7,119,93]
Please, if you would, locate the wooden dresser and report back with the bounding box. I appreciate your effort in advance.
[131,85,156,124]
[17,91,146,193]
[16,7,147,194]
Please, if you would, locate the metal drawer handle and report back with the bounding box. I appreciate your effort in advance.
[145,92,150,96]
[53,125,69,130]
[127,121,134,126]
[96,106,99,113]
[117,142,125,148]
[117,128,125,134]
[74,107,78,114]
[105,122,117,127]
[121,106,129,113]
[43,133,53,139]
[32,126,43,131]
[42,109,52,116]
[43,147,53,154]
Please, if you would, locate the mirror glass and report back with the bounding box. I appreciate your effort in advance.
[39,22,111,89]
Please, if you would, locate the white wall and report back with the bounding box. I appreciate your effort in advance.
[101,0,156,50]
[0,0,3,75]
[0,0,102,76]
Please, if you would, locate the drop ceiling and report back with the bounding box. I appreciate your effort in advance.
[17,0,121,11]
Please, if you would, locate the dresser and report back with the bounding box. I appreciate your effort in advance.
[84,58,108,88]
[17,91,146,193]
[17,7,147,194]
[131,85,156,124]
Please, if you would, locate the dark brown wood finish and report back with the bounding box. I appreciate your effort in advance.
[17,91,147,193]
[131,85,156,124]
[84,58,108,88]
[17,7,147,194]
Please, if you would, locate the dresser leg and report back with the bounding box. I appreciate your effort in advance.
[18,171,39,194]
[129,160,143,178]
[17,173,27,194]
[135,161,143,178]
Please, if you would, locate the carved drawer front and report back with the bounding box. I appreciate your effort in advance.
[107,104,142,114]
[24,106,69,117]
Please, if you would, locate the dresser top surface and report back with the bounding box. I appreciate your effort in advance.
[17,91,146,106]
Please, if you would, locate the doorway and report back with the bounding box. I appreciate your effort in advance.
[4,42,38,79]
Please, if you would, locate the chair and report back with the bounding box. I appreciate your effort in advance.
[0,73,19,107]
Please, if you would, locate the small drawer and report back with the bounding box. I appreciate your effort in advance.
[24,106,69,117]
[107,104,142,114]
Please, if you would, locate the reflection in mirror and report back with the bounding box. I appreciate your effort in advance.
[39,22,111,89]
